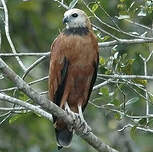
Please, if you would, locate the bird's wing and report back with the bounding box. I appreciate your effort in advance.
[48,35,73,148]
[82,54,99,112]
[48,34,69,109]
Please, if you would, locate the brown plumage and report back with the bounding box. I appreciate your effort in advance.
[48,8,99,149]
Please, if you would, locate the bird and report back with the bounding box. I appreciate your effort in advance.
[48,8,99,149]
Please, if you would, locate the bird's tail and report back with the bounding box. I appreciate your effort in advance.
[55,121,73,150]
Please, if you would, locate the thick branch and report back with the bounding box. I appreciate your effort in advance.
[0,58,118,152]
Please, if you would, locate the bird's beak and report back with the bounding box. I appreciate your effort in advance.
[63,16,69,24]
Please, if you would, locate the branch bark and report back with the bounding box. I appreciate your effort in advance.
[0,58,118,152]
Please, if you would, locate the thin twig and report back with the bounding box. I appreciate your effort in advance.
[0,52,50,57]
[53,0,69,9]
[127,84,151,103]
[0,112,11,125]
[0,107,26,111]
[93,79,112,90]
[0,76,48,93]
[98,74,153,80]
[0,0,26,71]
[139,50,153,123]
[89,101,153,120]
[22,56,47,79]
[118,124,153,133]
[92,24,121,41]
[0,93,53,121]
[0,30,1,50]
[0,111,10,118]
[124,19,153,31]
[82,0,153,40]
[98,39,153,47]
[123,79,153,98]
[96,2,121,31]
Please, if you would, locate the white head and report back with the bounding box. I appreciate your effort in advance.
[63,8,91,29]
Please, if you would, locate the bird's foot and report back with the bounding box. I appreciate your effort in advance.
[64,102,91,135]
[73,114,92,136]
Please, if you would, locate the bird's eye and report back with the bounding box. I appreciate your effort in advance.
[72,13,78,18]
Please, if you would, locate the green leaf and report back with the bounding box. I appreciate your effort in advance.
[111,98,121,107]
[147,118,153,126]
[138,118,147,126]
[132,53,144,75]
[99,56,105,65]
[120,0,125,2]
[100,87,109,97]
[92,3,98,12]
[125,97,139,107]
[9,114,23,124]
[101,35,110,42]
[68,0,78,9]
[114,112,121,120]
[130,125,137,140]
[133,79,147,86]
[121,59,134,75]
[16,91,29,101]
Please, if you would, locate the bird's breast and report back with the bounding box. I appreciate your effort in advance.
[62,33,97,65]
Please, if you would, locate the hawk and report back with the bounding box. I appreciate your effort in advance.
[48,8,99,149]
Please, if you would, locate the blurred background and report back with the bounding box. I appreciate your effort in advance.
[0,0,153,152]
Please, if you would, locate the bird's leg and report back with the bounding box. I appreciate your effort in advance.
[65,102,77,132]
[65,102,78,120]
[65,102,71,115]
[74,105,92,135]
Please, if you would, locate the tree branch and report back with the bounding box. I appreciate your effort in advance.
[82,0,153,40]
[0,93,53,121]
[0,106,28,111]
[124,19,153,31]
[98,74,153,80]
[22,56,48,79]
[0,38,152,58]
[0,58,118,152]
[0,52,50,57]
[0,76,48,93]
[98,39,153,47]
[53,0,69,9]
[0,0,26,71]
[118,124,153,133]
